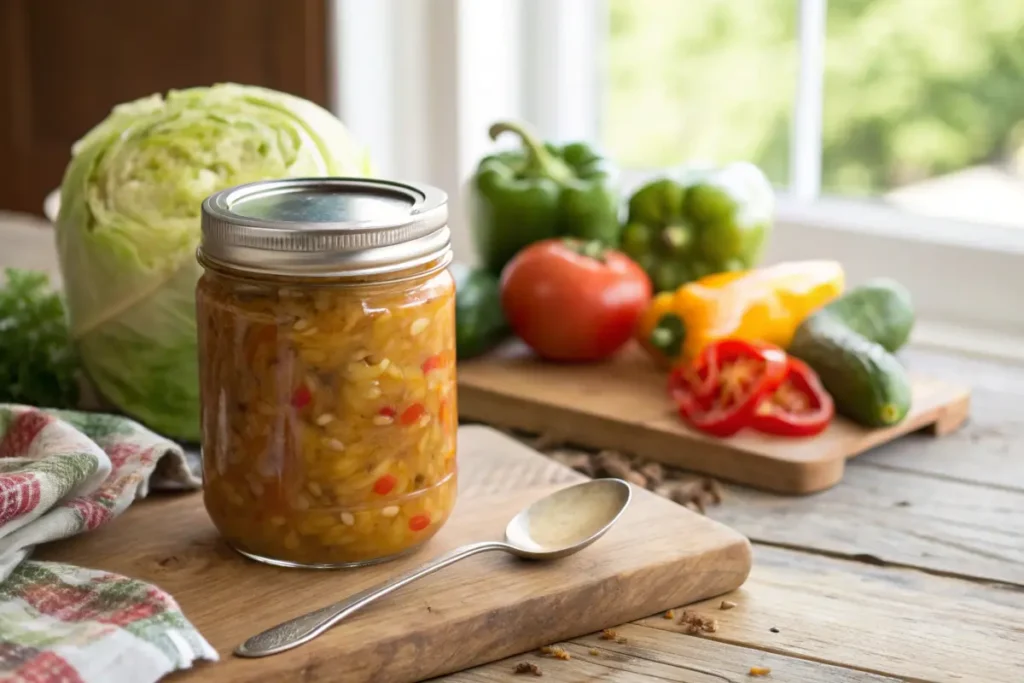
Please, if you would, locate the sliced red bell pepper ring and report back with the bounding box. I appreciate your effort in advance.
[751,356,834,437]
[667,348,716,411]
[668,339,789,437]
[667,337,752,411]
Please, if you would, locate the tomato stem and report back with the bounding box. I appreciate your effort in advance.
[560,238,608,263]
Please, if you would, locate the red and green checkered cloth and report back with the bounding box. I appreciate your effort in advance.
[0,405,215,682]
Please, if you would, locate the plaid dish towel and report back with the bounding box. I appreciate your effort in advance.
[0,404,216,683]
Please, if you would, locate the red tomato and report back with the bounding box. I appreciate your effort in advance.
[500,239,653,362]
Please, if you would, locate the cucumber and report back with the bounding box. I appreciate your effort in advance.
[787,279,915,428]
[451,262,510,359]
[814,278,914,352]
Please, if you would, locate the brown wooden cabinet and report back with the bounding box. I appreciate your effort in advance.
[0,0,329,215]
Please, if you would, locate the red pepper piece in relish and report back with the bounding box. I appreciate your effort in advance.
[291,384,312,409]
[400,403,426,426]
[378,406,396,418]
[373,473,397,495]
[421,354,445,374]
[409,513,431,531]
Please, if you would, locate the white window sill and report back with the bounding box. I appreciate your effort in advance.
[910,321,1024,365]
[774,195,1024,255]
[771,196,1024,359]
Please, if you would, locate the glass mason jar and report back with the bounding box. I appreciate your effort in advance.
[196,178,456,568]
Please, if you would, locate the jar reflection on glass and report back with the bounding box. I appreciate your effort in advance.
[196,178,456,568]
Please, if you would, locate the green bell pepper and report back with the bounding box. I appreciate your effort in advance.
[620,162,775,293]
[469,120,621,275]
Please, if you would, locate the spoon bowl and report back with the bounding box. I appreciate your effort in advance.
[236,478,632,658]
[504,478,632,559]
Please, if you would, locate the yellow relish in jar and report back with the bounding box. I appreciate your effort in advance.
[196,178,456,567]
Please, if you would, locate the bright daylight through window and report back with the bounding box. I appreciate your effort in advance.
[332,0,1024,355]
[605,0,1024,228]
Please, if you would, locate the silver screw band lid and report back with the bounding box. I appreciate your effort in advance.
[199,177,450,277]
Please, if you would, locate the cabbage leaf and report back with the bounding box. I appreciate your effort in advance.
[56,83,373,440]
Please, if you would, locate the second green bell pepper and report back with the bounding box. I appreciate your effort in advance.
[620,162,775,293]
[469,121,621,275]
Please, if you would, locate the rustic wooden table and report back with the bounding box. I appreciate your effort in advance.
[4,221,1021,682]
[444,347,1024,683]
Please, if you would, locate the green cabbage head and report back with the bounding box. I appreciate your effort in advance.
[56,83,373,441]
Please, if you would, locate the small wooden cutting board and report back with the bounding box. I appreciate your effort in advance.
[36,426,751,683]
[458,342,971,494]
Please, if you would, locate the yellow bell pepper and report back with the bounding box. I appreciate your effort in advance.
[636,260,845,366]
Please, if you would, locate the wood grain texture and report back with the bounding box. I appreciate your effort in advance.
[852,347,1024,490]
[443,621,901,682]
[0,0,328,214]
[36,426,752,683]
[710,461,1024,586]
[458,341,971,494]
[639,546,1024,683]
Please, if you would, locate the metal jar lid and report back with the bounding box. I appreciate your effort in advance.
[199,178,450,278]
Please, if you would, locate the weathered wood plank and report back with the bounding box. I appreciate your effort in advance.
[639,546,1024,683]
[443,623,900,682]
[709,464,1024,586]
[877,348,1024,489]
[854,428,1024,492]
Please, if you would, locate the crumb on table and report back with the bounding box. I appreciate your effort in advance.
[749,665,772,677]
[588,648,600,656]
[678,610,719,634]
[664,609,675,619]
[599,628,618,640]
[538,645,570,660]
[720,600,737,610]
[514,661,542,676]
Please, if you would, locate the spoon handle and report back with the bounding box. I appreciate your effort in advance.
[235,540,510,658]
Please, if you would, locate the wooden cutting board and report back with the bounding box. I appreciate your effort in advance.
[35,425,751,683]
[458,341,970,495]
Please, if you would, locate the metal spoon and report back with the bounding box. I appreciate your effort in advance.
[235,477,632,658]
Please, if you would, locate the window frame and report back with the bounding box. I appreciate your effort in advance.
[331,0,1024,357]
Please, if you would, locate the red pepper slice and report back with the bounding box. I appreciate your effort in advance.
[669,339,788,438]
[667,353,717,413]
[378,406,396,418]
[751,357,834,437]
[400,403,426,426]
[373,473,397,495]
[291,384,312,409]
[408,513,431,531]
